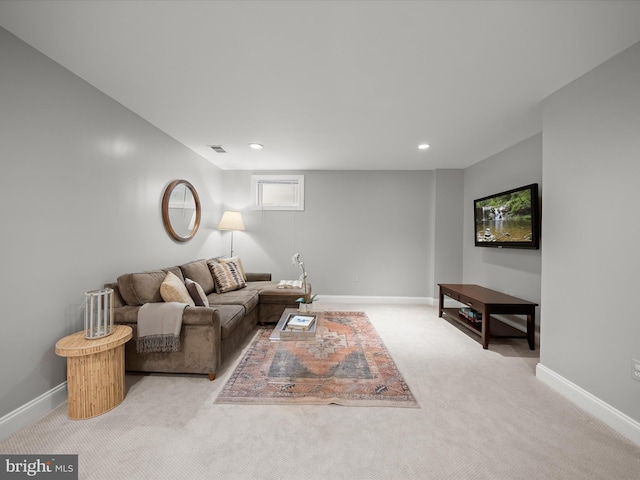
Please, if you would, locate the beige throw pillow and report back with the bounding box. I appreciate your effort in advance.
[160,271,195,306]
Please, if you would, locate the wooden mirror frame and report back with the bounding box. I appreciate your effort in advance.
[162,179,201,242]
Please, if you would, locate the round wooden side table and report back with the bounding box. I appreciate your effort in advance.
[55,325,132,420]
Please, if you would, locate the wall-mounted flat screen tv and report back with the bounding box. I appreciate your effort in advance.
[474,183,540,249]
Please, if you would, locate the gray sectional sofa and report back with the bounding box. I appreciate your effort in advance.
[104,258,311,379]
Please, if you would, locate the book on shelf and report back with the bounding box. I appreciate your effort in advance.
[285,314,316,331]
[459,307,482,323]
[277,280,302,289]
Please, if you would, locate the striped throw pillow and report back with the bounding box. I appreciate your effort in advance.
[209,260,246,293]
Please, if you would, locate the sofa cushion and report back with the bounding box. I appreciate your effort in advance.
[117,270,167,306]
[208,260,246,293]
[180,259,215,295]
[206,287,259,313]
[217,256,247,281]
[185,278,209,307]
[258,283,311,304]
[117,267,185,306]
[160,272,195,306]
[243,280,278,293]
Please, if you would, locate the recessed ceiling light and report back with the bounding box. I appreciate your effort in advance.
[249,143,263,150]
[418,143,430,150]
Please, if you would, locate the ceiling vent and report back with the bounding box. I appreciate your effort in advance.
[208,145,226,153]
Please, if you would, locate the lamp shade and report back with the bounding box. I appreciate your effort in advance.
[218,211,245,231]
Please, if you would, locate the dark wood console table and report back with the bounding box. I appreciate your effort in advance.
[438,284,537,350]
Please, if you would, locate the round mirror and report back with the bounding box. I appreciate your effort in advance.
[162,180,201,242]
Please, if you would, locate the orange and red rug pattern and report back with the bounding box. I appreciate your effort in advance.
[215,311,418,407]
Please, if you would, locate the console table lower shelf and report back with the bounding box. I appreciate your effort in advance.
[438,284,537,350]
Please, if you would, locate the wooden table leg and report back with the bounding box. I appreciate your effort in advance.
[481,306,490,349]
[438,288,444,317]
[527,310,536,350]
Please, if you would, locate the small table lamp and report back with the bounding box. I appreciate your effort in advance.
[218,211,245,257]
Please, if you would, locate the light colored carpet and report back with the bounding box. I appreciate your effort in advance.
[2,304,640,479]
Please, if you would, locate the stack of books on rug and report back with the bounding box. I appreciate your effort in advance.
[459,307,483,324]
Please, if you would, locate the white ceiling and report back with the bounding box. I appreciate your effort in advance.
[2,1,640,171]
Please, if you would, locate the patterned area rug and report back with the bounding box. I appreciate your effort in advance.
[215,311,418,407]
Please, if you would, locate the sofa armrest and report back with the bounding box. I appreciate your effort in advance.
[114,304,220,328]
[246,272,272,281]
[183,306,221,328]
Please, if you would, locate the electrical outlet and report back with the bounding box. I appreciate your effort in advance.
[632,360,640,382]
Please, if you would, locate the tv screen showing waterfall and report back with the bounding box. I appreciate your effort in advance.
[474,183,540,249]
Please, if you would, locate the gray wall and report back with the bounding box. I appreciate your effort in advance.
[462,134,543,322]
[432,169,464,297]
[0,28,224,418]
[540,41,640,421]
[221,170,434,298]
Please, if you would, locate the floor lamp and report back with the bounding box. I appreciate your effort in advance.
[218,211,245,257]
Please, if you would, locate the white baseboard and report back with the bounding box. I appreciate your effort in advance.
[0,382,67,442]
[536,363,640,447]
[318,295,434,305]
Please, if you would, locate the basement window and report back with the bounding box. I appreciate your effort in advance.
[251,175,304,211]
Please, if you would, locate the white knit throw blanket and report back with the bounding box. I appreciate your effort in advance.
[137,302,187,353]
